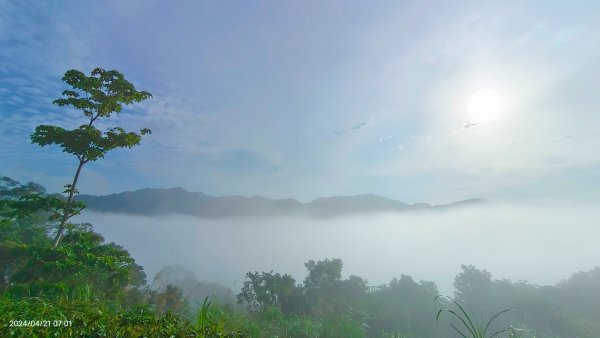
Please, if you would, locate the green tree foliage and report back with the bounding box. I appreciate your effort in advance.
[303,258,344,315]
[234,259,452,337]
[0,176,56,242]
[304,258,343,291]
[233,260,600,337]
[151,284,188,315]
[369,275,440,337]
[0,177,146,304]
[9,224,146,300]
[237,271,304,314]
[0,177,55,293]
[454,264,493,314]
[557,267,600,321]
[450,264,600,337]
[30,67,152,247]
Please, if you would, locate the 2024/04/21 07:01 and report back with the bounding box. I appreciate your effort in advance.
[9,320,72,327]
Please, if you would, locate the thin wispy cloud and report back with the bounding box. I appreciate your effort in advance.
[351,122,369,131]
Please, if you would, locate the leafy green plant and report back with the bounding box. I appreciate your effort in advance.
[435,295,517,338]
[196,296,216,330]
[194,296,243,337]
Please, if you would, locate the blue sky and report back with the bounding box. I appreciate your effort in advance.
[1,0,599,203]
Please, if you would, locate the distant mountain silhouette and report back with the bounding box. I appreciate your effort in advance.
[76,188,483,218]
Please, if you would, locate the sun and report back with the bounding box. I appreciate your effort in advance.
[467,88,505,125]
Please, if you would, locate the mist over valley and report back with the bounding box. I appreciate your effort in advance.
[77,199,598,296]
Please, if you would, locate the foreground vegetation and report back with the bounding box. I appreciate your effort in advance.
[2,68,600,337]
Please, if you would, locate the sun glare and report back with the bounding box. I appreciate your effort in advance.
[467,88,505,125]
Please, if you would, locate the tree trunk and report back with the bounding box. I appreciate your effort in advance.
[52,159,85,248]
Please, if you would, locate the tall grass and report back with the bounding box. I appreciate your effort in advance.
[435,295,517,338]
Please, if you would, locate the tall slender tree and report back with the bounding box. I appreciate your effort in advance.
[31,68,152,247]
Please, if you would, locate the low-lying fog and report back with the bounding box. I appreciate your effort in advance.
[78,202,599,295]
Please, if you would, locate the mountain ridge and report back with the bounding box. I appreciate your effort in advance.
[76,187,484,218]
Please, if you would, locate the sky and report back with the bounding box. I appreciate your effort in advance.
[1,0,600,204]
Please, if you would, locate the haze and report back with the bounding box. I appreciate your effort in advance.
[78,202,598,295]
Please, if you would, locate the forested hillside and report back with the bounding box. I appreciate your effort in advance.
[76,188,482,218]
